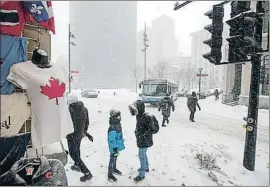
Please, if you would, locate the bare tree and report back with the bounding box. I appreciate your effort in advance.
[155,60,170,78]
[173,68,185,89]
[183,67,197,90]
[132,65,143,93]
[147,67,156,78]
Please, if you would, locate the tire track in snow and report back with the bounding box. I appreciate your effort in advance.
[173,99,269,143]
[196,112,269,143]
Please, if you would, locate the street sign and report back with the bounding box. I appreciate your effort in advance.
[197,74,208,76]
[70,70,79,73]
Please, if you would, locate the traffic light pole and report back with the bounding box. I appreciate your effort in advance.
[243,1,263,171]
[243,55,261,171]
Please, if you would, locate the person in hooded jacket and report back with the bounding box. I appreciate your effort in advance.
[187,91,201,122]
[129,100,158,182]
[107,109,125,182]
[214,89,220,101]
[158,93,175,127]
[66,93,93,182]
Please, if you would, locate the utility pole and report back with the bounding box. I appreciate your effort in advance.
[142,22,149,80]
[68,24,76,93]
[243,1,264,171]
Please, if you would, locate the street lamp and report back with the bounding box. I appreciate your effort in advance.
[142,22,149,80]
[198,68,203,99]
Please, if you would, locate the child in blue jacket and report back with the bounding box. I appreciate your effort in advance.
[107,109,125,182]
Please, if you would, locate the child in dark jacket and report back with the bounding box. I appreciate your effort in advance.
[107,109,125,182]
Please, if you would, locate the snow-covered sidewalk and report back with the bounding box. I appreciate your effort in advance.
[65,90,269,186]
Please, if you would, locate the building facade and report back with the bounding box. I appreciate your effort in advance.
[69,1,137,89]
[190,28,227,90]
[221,1,269,108]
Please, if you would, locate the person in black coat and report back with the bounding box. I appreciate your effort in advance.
[187,91,201,122]
[214,89,220,101]
[129,100,157,182]
[158,93,175,127]
[66,93,93,182]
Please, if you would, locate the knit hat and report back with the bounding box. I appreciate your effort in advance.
[67,93,78,105]
[110,109,121,117]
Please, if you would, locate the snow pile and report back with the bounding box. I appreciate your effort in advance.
[196,151,219,170]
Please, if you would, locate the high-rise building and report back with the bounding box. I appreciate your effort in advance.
[190,25,229,90]
[70,1,137,89]
[136,15,179,69]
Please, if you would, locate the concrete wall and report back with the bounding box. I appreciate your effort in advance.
[239,95,269,109]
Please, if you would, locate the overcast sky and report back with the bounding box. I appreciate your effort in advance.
[51,1,228,62]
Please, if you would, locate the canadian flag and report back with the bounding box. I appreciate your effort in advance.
[21,1,55,34]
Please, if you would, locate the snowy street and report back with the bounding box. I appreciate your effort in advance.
[65,90,269,186]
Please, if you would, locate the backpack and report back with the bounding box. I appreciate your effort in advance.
[187,97,191,106]
[144,113,159,134]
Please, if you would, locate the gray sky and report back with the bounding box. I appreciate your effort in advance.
[51,1,224,61]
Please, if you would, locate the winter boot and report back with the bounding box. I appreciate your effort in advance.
[108,174,117,182]
[80,172,93,182]
[162,119,166,127]
[71,165,81,172]
[191,119,195,122]
[113,169,122,175]
[134,175,145,182]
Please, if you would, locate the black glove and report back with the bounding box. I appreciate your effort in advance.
[199,108,201,111]
[172,109,175,112]
[158,108,160,112]
[85,133,93,142]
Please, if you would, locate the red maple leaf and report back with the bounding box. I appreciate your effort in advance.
[40,77,66,105]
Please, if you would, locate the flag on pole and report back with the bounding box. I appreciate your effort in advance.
[21,1,55,34]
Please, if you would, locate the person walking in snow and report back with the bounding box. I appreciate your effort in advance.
[129,100,159,182]
[66,93,93,182]
[214,89,220,101]
[107,109,125,182]
[187,91,201,122]
[158,93,175,127]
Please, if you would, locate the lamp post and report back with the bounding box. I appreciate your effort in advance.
[68,24,76,93]
[198,68,203,99]
[142,22,149,80]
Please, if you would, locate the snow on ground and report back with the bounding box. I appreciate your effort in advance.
[64,89,269,186]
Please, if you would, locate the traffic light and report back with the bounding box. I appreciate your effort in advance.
[226,1,253,62]
[202,5,224,65]
[226,11,259,62]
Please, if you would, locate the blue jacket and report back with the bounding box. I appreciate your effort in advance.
[108,117,125,153]
[1,34,27,94]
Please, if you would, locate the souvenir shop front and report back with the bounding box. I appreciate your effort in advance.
[0,1,73,185]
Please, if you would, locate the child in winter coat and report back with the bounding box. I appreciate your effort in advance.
[107,109,125,182]
[129,100,159,182]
